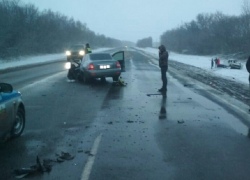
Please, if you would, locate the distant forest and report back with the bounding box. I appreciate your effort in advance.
[161,1,250,58]
[136,37,153,48]
[0,0,124,58]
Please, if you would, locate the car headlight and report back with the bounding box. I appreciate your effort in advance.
[66,51,71,56]
[65,62,71,69]
[79,50,85,56]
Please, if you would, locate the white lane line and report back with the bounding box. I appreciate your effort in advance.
[81,133,103,180]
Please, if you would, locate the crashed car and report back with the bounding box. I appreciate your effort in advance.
[66,44,85,61]
[227,59,242,69]
[80,51,125,82]
[0,83,25,140]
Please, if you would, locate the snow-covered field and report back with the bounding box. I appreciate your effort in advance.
[135,47,249,85]
[0,48,112,70]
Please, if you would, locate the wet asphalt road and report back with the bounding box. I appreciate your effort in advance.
[1,47,250,180]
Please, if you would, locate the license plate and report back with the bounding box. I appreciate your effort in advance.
[100,65,110,69]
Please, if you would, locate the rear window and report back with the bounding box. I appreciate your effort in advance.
[89,53,112,60]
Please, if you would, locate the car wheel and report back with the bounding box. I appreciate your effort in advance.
[67,70,74,80]
[83,73,90,83]
[11,108,25,138]
[113,76,119,81]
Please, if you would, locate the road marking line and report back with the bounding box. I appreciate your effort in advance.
[81,133,103,180]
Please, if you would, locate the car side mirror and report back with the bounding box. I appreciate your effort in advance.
[0,83,13,93]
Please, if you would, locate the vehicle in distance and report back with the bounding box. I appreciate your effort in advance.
[0,83,25,140]
[227,59,242,69]
[80,51,125,82]
[66,44,85,61]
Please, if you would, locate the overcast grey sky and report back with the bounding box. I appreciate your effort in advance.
[22,0,244,43]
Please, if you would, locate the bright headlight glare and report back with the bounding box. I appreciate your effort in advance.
[65,62,71,69]
[66,51,71,56]
[79,50,85,55]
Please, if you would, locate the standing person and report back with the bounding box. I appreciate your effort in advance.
[246,56,250,112]
[211,58,214,69]
[217,58,220,66]
[214,58,218,68]
[85,43,92,54]
[158,45,169,95]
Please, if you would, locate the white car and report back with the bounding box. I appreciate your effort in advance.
[227,59,242,69]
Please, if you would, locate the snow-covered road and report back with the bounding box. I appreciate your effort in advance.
[0,48,112,71]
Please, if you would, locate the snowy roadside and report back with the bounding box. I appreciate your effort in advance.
[0,48,113,71]
[134,47,249,85]
[134,47,250,107]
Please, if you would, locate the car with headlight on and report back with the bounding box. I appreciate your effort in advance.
[0,83,25,140]
[66,44,85,61]
[80,51,125,82]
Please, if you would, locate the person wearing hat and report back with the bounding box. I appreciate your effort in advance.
[158,45,169,95]
[85,43,92,54]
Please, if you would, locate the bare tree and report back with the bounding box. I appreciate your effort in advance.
[242,0,250,15]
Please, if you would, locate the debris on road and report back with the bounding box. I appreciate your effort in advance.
[57,152,75,160]
[178,120,185,124]
[85,150,94,156]
[14,156,51,179]
[14,152,75,179]
[78,149,84,153]
[146,93,162,96]
[127,120,134,123]
[108,121,113,125]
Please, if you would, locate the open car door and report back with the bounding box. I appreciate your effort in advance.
[112,51,125,72]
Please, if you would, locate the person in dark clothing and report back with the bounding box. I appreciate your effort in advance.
[158,45,169,95]
[214,58,218,68]
[211,58,214,69]
[246,56,250,112]
[85,43,92,54]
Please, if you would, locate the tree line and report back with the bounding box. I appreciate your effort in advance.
[0,0,123,58]
[160,1,250,58]
[136,37,152,48]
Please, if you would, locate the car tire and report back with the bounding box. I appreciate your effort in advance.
[83,73,90,83]
[11,108,25,138]
[67,70,74,80]
[113,76,119,81]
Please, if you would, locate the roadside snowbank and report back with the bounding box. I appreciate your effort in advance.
[0,48,112,70]
[135,47,249,85]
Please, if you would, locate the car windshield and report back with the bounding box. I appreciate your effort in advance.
[89,53,112,60]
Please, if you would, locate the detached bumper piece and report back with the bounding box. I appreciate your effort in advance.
[112,77,127,86]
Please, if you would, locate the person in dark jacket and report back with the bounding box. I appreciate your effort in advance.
[211,58,214,69]
[85,43,92,54]
[246,56,250,112]
[158,45,169,95]
[214,58,218,68]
